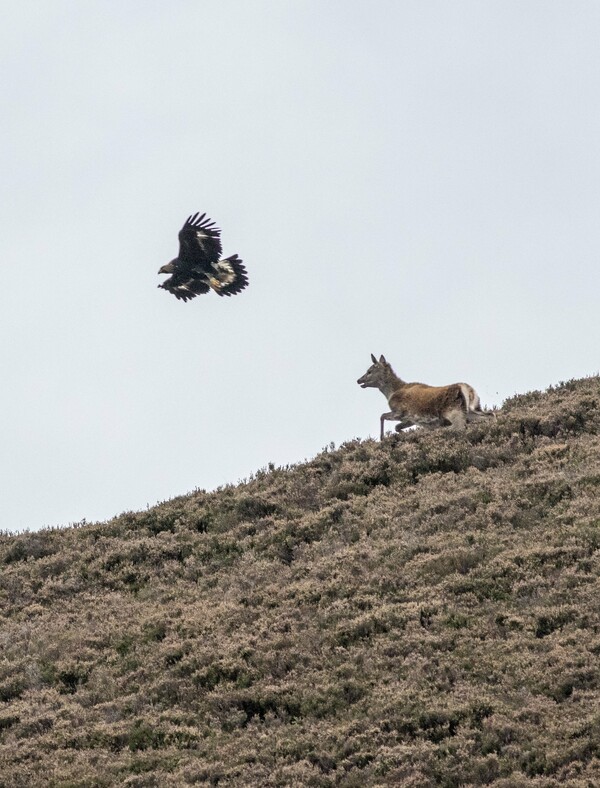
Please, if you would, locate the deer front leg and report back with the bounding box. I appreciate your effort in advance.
[380,411,404,440]
[394,418,417,432]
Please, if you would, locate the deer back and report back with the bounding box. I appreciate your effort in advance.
[389,382,466,418]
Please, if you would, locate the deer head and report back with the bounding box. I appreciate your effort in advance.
[357,354,389,388]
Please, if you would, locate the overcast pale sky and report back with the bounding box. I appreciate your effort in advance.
[2,1,600,532]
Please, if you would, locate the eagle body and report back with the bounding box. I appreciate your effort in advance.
[158,213,248,301]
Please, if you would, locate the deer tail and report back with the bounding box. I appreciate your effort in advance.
[459,383,479,412]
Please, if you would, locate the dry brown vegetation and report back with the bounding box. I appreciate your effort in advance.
[1,377,600,787]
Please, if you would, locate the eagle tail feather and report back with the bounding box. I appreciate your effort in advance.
[212,254,249,296]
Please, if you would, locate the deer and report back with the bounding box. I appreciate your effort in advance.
[357,354,495,440]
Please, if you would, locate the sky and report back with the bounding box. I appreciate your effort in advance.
[2,1,600,532]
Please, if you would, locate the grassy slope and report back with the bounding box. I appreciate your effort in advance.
[1,378,600,787]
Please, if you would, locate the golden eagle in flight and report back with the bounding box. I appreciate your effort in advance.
[158,213,248,301]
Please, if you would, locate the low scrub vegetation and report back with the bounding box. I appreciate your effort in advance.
[1,377,600,786]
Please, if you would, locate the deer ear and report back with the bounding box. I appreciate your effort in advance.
[370,353,377,364]
[379,355,387,364]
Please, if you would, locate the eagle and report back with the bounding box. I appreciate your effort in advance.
[158,213,249,301]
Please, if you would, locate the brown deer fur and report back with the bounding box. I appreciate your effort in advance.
[357,354,494,439]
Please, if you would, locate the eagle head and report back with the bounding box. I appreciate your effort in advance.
[158,260,177,275]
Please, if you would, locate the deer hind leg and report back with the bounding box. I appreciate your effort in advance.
[446,408,467,430]
[466,409,496,423]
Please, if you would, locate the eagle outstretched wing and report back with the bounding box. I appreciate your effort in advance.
[177,212,222,273]
[158,212,249,302]
[159,275,210,301]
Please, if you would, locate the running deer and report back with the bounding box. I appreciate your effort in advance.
[357,354,495,440]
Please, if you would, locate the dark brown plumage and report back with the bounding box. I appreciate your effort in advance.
[158,213,248,302]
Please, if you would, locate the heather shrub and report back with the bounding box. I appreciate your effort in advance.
[0,377,599,786]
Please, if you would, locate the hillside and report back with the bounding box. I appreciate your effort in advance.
[1,377,600,787]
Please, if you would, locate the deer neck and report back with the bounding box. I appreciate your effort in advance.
[379,368,405,401]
